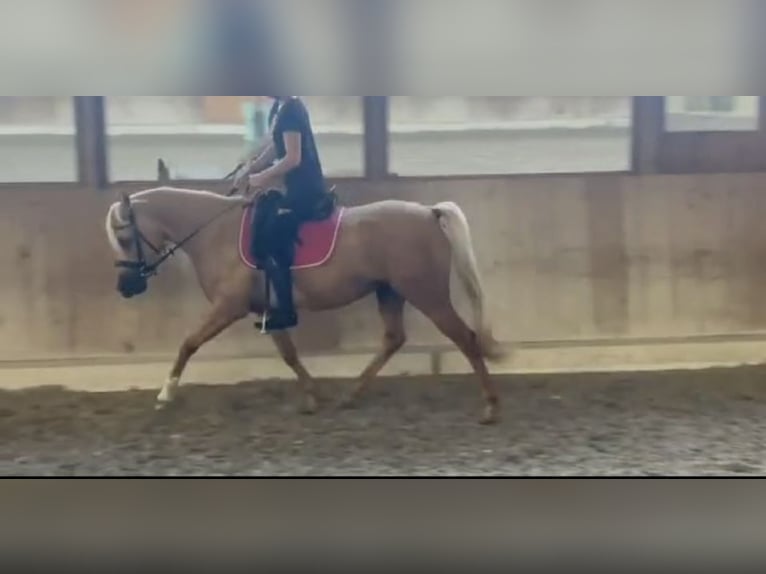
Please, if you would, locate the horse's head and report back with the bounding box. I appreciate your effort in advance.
[105,192,169,299]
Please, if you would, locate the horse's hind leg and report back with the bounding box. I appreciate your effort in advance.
[401,284,499,425]
[427,304,499,425]
[341,284,406,409]
[271,331,318,415]
[157,300,247,409]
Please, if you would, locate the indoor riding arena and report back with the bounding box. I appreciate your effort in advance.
[4,94,766,476]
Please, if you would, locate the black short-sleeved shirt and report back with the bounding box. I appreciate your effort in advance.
[269,98,326,213]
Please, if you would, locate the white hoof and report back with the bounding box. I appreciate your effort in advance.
[155,401,170,412]
[157,377,179,407]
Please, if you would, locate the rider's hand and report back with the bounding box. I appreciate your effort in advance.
[232,178,247,196]
[249,172,270,191]
[230,163,250,193]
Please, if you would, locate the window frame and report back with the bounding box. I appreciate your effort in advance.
[0,97,81,186]
[74,97,109,189]
[634,96,766,175]
[9,96,766,188]
[100,96,369,186]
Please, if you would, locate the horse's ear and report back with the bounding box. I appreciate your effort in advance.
[116,192,131,223]
[157,159,170,184]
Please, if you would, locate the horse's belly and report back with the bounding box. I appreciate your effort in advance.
[294,265,375,311]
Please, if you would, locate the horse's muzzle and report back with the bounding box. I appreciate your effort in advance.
[117,271,148,299]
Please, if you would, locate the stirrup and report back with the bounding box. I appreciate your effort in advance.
[255,310,298,333]
[258,308,269,335]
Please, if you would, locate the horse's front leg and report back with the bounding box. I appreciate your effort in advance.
[270,331,318,415]
[157,301,248,409]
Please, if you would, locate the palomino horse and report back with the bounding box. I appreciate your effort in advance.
[105,186,506,424]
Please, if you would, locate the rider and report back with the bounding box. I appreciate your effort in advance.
[236,96,331,332]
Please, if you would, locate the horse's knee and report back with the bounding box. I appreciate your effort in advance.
[461,330,485,360]
[181,339,200,359]
[385,331,407,354]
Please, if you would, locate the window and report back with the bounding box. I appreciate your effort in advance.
[665,96,760,132]
[388,97,632,176]
[0,97,76,182]
[106,97,363,182]
[647,96,766,173]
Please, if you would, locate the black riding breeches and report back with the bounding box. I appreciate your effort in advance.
[250,190,299,268]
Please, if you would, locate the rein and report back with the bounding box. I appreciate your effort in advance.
[115,196,251,279]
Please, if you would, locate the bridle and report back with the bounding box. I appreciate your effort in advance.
[114,194,249,280]
[114,198,163,279]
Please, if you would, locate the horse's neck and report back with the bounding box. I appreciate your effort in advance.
[141,189,222,230]
[140,189,239,259]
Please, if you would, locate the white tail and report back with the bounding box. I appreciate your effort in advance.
[434,202,507,362]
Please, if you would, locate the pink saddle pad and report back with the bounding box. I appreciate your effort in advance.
[239,206,345,270]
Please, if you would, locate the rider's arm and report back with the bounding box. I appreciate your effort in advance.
[233,139,276,192]
[249,131,301,188]
[246,140,277,175]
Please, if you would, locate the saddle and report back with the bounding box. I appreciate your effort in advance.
[305,185,339,221]
[239,186,344,271]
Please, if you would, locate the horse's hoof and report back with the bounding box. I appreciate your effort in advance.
[479,405,500,426]
[300,397,319,416]
[155,399,174,412]
[338,395,359,410]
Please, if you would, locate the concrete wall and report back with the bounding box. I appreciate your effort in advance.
[3,172,766,376]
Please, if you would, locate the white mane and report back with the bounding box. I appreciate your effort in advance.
[130,186,227,200]
[105,202,127,257]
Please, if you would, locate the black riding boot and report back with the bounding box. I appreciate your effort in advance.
[255,257,298,332]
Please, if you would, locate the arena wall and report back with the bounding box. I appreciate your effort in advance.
[2,172,766,387]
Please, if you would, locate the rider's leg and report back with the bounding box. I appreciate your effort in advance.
[258,255,297,331]
[256,211,298,331]
[250,190,281,263]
